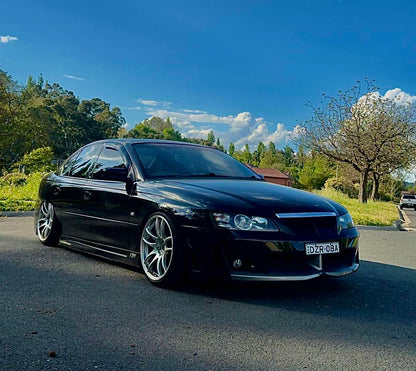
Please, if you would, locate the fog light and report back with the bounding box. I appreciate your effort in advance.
[233,259,243,269]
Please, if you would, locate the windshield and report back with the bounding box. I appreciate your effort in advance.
[133,143,259,179]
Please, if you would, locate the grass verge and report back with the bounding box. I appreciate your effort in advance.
[0,172,44,212]
[315,188,399,226]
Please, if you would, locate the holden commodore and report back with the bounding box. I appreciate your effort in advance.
[35,139,359,287]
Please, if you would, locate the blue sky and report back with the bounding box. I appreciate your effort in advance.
[2,0,416,151]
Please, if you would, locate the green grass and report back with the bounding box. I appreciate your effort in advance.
[314,188,399,226]
[0,172,45,212]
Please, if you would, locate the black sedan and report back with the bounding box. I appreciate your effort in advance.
[35,139,359,287]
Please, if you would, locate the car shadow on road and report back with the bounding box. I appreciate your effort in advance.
[176,260,416,326]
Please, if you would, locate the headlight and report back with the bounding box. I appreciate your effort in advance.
[337,212,354,232]
[213,213,278,231]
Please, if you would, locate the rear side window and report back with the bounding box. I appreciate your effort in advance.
[59,150,81,176]
[92,147,127,182]
[60,144,101,178]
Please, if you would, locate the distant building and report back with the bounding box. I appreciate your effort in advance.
[247,165,293,187]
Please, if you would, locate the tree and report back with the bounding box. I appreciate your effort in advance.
[141,116,172,132]
[299,81,416,202]
[259,142,285,169]
[79,98,125,140]
[0,71,24,168]
[298,152,335,190]
[127,123,163,139]
[0,72,50,168]
[228,142,235,156]
[0,70,126,168]
[16,147,54,174]
[162,127,182,141]
[252,141,266,166]
[127,116,182,141]
[206,130,215,146]
[215,138,225,152]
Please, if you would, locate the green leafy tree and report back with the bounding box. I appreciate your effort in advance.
[252,141,266,166]
[162,127,182,141]
[16,147,54,174]
[128,123,163,139]
[259,142,285,170]
[299,81,416,202]
[298,153,335,190]
[228,142,235,156]
[205,130,216,146]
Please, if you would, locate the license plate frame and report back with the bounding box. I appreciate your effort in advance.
[305,241,340,255]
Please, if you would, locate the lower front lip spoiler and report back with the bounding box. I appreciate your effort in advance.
[230,263,359,281]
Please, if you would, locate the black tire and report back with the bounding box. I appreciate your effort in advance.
[400,205,404,210]
[36,201,61,246]
[139,212,184,287]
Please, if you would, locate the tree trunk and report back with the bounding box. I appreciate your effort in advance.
[358,169,369,203]
[370,172,380,201]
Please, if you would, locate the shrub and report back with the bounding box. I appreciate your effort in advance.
[0,172,46,211]
[16,147,55,174]
[1,172,28,186]
[324,177,358,199]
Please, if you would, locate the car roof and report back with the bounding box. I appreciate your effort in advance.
[90,138,210,148]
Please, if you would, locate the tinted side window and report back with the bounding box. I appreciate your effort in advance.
[92,147,127,182]
[70,144,101,178]
[59,150,81,176]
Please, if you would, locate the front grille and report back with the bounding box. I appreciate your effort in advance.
[276,216,337,238]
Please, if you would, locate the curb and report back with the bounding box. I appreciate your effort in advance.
[396,206,414,231]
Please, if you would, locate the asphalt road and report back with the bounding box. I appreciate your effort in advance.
[1,216,415,370]
[403,208,416,229]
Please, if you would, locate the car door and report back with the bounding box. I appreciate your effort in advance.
[51,143,102,238]
[79,144,136,253]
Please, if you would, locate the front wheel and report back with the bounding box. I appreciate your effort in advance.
[139,212,184,287]
[36,201,61,246]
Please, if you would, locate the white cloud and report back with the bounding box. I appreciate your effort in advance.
[64,74,86,81]
[144,106,296,149]
[138,98,171,107]
[0,35,18,43]
[183,109,207,114]
[383,88,416,105]
[358,88,416,107]
[122,106,141,111]
[138,99,158,106]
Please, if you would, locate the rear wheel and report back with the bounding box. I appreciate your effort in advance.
[140,213,184,287]
[37,201,61,246]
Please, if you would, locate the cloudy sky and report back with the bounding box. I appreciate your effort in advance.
[2,0,416,150]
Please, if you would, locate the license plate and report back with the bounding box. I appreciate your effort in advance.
[305,242,340,255]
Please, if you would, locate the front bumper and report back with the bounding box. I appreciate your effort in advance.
[182,226,360,282]
[231,264,359,281]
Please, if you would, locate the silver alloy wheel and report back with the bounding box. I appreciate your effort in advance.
[37,201,54,242]
[140,214,174,281]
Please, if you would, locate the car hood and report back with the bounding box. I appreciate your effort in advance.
[141,178,348,216]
